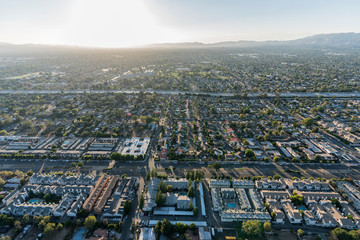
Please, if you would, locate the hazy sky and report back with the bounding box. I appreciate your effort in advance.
[1,0,359,47]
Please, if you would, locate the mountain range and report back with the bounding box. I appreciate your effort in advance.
[148,32,360,48]
[0,33,359,55]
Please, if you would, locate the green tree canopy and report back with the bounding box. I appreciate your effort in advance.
[187,185,195,198]
[264,222,271,232]
[124,200,132,215]
[245,149,255,158]
[242,220,262,237]
[161,218,172,236]
[84,216,97,230]
[302,118,314,128]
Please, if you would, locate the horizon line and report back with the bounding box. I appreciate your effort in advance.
[0,31,358,49]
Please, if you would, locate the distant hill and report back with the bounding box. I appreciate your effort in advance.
[0,33,359,55]
[287,32,360,47]
[148,32,360,48]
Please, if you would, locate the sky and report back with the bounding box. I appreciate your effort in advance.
[0,0,360,47]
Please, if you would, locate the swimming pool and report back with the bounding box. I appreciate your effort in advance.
[228,203,237,208]
[298,206,306,211]
[29,198,41,203]
[73,227,87,240]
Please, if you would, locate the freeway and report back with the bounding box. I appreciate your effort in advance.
[1,158,360,180]
[1,90,360,98]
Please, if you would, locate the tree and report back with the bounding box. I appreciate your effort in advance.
[289,194,304,205]
[193,207,199,216]
[212,162,222,170]
[331,228,360,240]
[102,218,108,227]
[189,201,194,210]
[245,149,255,158]
[22,214,29,225]
[189,223,196,232]
[116,221,123,232]
[33,216,42,224]
[348,230,360,240]
[0,178,5,188]
[38,216,50,230]
[44,223,56,235]
[174,222,187,234]
[264,222,271,232]
[187,185,195,198]
[273,175,281,180]
[70,162,76,168]
[77,161,84,167]
[77,209,89,219]
[84,216,97,230]
[242,220,262,237]
[264,134,270,141]
[139,194,145,210]
[76,219,82,226]
[161,219,172,236]
[297,229,304,237]
[302,118,314,128]
[271,212,276,221]
[273,156,280,162]
[0,130,9,136]
[314,155,322,162]
[56,223,63,231]
[0,236,11,240]
[331,198,342,211]
[159,180,167,193]
[110,152,121,161]
[150,169,158,178]
[166,185,173,192]
[124,200,132,215]
[20,177,26,185]
[44,193,54,203]
[331,228,349,240]
[146,171,151,182]
[20,119,33,130]
[14,220,22,232]
[155,191,166,206]
[155,220,161,235]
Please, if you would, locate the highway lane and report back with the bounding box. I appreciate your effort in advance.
[1,90,360,98]
[1,159,360,179]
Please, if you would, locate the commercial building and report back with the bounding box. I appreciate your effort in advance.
[120,137,150,156]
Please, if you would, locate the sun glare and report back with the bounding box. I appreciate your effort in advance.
[62,0,185,47]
